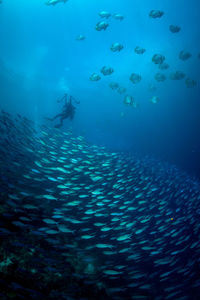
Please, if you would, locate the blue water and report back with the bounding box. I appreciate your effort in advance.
[0,0,200,177]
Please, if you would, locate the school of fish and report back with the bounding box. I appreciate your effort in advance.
[0,111,200,299]
[31,0,199,107]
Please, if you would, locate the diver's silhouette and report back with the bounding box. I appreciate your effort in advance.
[47,94,79,128]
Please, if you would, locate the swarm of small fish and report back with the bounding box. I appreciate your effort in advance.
[79,8,198,108]
[1,112,200,299]
[44,2,198,102]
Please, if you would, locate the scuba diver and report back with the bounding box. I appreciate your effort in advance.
[47,94,80,128]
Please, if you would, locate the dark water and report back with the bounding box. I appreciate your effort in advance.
[0,1,200,299]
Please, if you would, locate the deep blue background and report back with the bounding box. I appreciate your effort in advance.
[0,0,200,178]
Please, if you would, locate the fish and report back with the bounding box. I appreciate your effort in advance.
[159,62,169,70]
[130,73,142,84]
[89,73,101,81]
[154,73,166,82]
[95,21,109,31]
[109,82,119,90]
[123,95,134,106]
[179,50,191,61]
[134,46,146,54]
[98,11,111,19]
[112,13,124,21]
[46,0,68,6]
[76,35,86,41]
[110,42,124,52]
[169,25,181,33]
[170,71,185,80]
[149,10,164,18]
[152,54,165,64]
[117,87,126,94]
[185,78,197,88]
[150,96,160,104]
[103,269,122,275]
[100,66,114,76]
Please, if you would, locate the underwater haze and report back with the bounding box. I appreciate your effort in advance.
[0,0,200,300]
